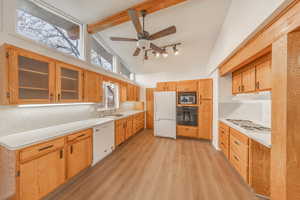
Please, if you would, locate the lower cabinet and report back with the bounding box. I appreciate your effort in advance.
[218,122,270,197]
[17,129,93,200]
[115,112,145,146]
[177,125,198,138]
[20,149,65,200]
[67,130,92,179]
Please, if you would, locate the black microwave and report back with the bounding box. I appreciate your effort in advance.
[178,92,197,105]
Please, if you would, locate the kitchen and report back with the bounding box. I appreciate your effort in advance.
[0,0,300,200]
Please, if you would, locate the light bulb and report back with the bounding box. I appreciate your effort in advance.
[162,52,168,58]
[155,52,160,58]
[173,45,179,55]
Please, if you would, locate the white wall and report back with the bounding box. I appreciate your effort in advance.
[207,0,289,74]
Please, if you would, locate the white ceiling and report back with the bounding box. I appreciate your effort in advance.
[43,0,231,76]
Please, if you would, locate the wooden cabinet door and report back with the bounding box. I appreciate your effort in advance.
[146,88,155,129]
[126,117,133,139]
[9,48,56,104]
[156,82,166,91]
[56,62,83,102]
[242,66,256,93]
[20,149,65,200]
[120,83,128,102]
[177,80,198,92]
[127,84,134,101]
[135,86,140,101]
[198,100,212,140]
[256,59,271,91]
[198,79,213,101]
[232,72,242,94]
[165,82,177,91]
[115,120,125,146]
[84,71,102,102]
[67,137,92,179]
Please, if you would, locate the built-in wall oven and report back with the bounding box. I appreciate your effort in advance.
[176,106,198,126]
[178,92,197,105]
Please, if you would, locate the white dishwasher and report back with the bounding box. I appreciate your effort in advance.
[92,121,115,166]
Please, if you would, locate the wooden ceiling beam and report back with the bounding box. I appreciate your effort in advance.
[87,0,187,34]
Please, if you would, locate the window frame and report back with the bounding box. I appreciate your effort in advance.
[90,35,116,73]
[103,82,119,110]
[15,0,85,59]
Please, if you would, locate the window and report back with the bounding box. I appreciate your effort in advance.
[119,62,131,79]
[104,82,119,109]
[90,37,114,72]
[16,0,82,58]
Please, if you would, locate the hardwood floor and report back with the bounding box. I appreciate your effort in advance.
[47,129,260,200]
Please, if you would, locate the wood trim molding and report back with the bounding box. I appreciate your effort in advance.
[87,0,187,34]
[219,0,300,76]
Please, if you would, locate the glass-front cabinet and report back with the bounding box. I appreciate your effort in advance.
[56,62,83,102]
[10,49,56,104]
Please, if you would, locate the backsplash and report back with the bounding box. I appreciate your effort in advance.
[0,101,142,138]
[219,101,271,127]
[0,104,97,137]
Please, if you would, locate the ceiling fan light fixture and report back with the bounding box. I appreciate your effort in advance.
[155,52,160,58]
[173,45,179,55]
[162,51,168,58]
[137,39,149,50]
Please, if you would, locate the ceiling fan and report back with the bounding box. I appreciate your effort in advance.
[110,9,177,59]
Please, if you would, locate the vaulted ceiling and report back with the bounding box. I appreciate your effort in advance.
[43,0,231,76]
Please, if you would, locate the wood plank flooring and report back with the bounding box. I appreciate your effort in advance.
[47,129,260,200]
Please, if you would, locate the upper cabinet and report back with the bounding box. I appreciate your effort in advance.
[241,65,256,93]
[255,55,271,91]
[7,47,56,104]
[0,44,141,105]
[156,81,177,91]
[56,62,83,102]
[84,71,103,103]
[232,72,242,94]
[198,79,213,100]
[232,53,271,95]
[177,80,198,92]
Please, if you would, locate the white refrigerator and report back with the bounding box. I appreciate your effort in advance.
[154,91,176,139]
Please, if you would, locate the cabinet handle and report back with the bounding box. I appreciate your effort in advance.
[256,82,260,89]
[70,145,73,154]
[60,149,64,159]
[242,85,245,92]
[58,94,61,101]
[50,93,54,101]
[199,94,202,104]
[234,155,239,161]
[238,86,241,92]
[38,145,54,151]
[234,141,240,146]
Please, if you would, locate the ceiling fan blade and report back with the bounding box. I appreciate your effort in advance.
[133,47,141,56]
[128,9,143,35]
[110,37,138,42]
[148,26,177,40]
[150,43,164,54]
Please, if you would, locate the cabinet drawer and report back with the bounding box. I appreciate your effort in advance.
[177,126,198,138]
[20,138,65,163]
[230,150,249,182]
[230,128,249,145]
[67,129,92,142]
[230,135,249,161]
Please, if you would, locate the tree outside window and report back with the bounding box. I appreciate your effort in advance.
[16,0,81,58]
